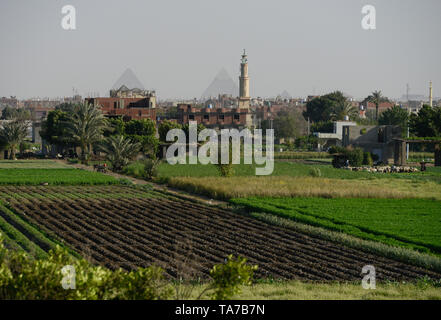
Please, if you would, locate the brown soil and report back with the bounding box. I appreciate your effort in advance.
[5,187,441,281]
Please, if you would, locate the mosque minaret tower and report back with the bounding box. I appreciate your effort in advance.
[238,49,251,109]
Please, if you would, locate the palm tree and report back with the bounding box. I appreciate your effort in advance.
[369,90,384,121]
[98,135,141,172]
[0,120,28,159]
[331,101,359,121]
[65,102,108,162]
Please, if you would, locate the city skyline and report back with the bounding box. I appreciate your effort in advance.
[1,0,440,101]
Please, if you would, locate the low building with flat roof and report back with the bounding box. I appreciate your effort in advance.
[177,104,252,130]
[85,97,156,121]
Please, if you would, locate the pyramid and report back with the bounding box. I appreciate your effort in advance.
[279,90,291,99]
[112,68,145,90]
[202,68,239,99]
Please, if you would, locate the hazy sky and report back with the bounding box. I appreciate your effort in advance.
[1,0,440,100]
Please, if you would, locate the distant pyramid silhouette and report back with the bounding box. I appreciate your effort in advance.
[202,68,238,99]
[279,90,291,99]
[112,68,145,90]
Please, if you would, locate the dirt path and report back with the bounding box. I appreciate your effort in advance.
[55,160,226,206]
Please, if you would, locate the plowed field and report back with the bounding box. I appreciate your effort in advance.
[1,186,440,281]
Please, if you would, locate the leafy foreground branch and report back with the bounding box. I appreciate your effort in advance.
[0,235,256,300]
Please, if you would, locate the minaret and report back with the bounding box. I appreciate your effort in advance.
[238,49,250,109]
[429,81,433,107]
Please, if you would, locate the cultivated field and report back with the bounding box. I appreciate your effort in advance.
[231,197,441,256]
[1,159,440,299]
[0,160,118,186]
[1,185,440,282]
[154,162,441,200]
[0,160,71,169]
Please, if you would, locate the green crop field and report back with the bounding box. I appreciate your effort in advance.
[231,197,441,256]
[0,160,71,169]
[0,168,119,185]
[156,161,441,182]
[0,159,119,185]
[154,160,441,200]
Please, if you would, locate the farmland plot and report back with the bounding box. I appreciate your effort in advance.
[0,186,440,282]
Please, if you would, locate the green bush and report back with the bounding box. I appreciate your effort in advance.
[329,146,364,167]
[294,135,319,151]
[216,141,234,177]
[198,255,257,300]
[363,152,373,166]
[309,167,322,177]
[117,178,133,186]
[142,158,161,179]
[0,234,173,300]
[310,121,334,133]
[67,158,79,164]
[0,234,258,300]
[347,148,364,167]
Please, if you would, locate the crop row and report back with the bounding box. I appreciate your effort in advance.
[5,191,441,281]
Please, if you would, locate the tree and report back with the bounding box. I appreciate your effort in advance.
[158,120,182,142]
[263,110,307,140]
[409,104,441,137]
[182,123,206,138]
[124,119,156,137]
[272,115,297,140]
[379,105,409,128]
[1,106,15,120]
[0,120,29,159]
[129,134,160,158]
[103,118,125,137]
[330,101,359,121]
[1,106,31,121]
[40,109,73,148]
[303,91,347,123]
[98,135,141,172]
[55,102,76,113]
[65,103,108,161]
[364,90,388,121]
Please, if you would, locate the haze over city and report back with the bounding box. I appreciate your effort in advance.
[1,0,440,100]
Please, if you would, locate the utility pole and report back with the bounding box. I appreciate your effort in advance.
[406,124,410,161]
[406,83,410,102]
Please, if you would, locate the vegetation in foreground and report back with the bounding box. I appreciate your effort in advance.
[0,234,256,300]
[231,197,441,256]
[1,233,440,300]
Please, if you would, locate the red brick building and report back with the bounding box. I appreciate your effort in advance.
[365,101,395,112]
[178,104,252,129]
[85,97,156,121]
